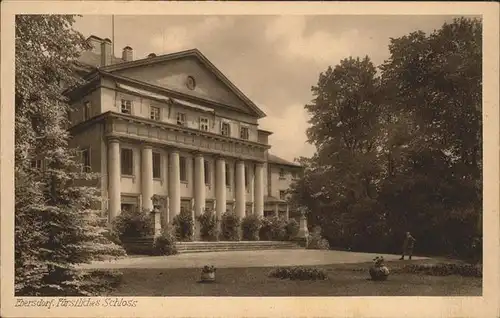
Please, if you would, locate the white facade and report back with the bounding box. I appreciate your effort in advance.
[69,36,303,227]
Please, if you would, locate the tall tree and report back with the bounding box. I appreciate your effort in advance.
[378,17,482,256]
[291,56,384,249]
[15,15,124,296]
[292,18,482,260]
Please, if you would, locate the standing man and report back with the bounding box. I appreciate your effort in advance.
[399,231,416,260]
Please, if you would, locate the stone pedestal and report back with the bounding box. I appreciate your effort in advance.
[151,209,162,237]
[295,210,309,247]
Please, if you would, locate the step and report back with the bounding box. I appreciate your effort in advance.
[176,246,301,251]
[174,241,302,254]
[121,238,303,255]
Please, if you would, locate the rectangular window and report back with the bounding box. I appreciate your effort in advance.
[82,148,91,172]
[240,126,249,140]
[225,163,230,187]
[179,156,187,182]
[221,122,230,136]
[121,99,132,114]
[153,152,161,179]
[177,112,186,126]
[121,148,133,175]
[292,171,298,179]
[204,160,210,185]
[244,166,248,187]
[180,200,191,213]
[83,101,91,121]
[31,159,42,170]
[279,168,285,179]
[279,190,286,200]
[150,106,160,121]
[199,117,209,131]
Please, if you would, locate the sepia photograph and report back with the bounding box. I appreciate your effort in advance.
[1,2,499,318]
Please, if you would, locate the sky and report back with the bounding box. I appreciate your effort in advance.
[73,15,461,162]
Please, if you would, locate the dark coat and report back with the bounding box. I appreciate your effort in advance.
[403,234,416,249]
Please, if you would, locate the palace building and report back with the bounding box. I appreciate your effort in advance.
[67,35,303,230]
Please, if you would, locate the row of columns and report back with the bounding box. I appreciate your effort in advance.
[107,138,265,223]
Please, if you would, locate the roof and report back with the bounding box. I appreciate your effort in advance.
[267,153,302,168]
[96,48,267,118]
[75,46,267,118]
[77,50,124,68]
[258,128,273,135]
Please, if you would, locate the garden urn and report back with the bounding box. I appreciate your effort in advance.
[369,257,390,281]
[200,265,216,282]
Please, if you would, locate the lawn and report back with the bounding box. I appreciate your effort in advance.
[105,260,482,296]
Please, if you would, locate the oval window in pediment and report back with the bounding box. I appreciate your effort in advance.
[186,76,196,90]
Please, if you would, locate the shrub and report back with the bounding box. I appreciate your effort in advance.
[197,210,219,241]
[101,228,122,246]
[220,212,240,241]
[112,209,154,240]
[152,226,178,256]
[284,219,299,241]
[259,216,286,241]
[241,214,262,241]
[400,263,482,277]
[173,209,194,241]
[269,266,328,281]
[307,226,330,250]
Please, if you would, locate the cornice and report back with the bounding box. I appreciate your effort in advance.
[70,111,271,151]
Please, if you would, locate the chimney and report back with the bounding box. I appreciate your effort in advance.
[87,35,103,54]
[100,38,112,66]
[122,46,133,62]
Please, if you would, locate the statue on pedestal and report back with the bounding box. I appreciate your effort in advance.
[295,206,309,247]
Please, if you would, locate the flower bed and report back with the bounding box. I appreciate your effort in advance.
[268,266,328,281]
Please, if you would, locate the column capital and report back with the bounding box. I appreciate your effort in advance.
[214,155,227,162]
[142,144,153,150]
[169,148,180,154]
[108,137,120,144]
[193,151,205,158]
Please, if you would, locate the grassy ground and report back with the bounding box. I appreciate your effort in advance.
[106,260,482,296]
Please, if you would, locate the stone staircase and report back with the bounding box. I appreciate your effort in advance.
[121,237,155,255]
[176,241,302,254]
[120,238,303,255]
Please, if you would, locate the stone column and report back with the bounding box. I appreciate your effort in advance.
[286,205,290,221]
[235,160,246,219]
[108,138,121,221]
[274,204,279,218]
[248,163,255,215]
[168,150,181,223]
[194,153,206,216]
[215,157,226,220]
[193,153,205,240]
[254,163,264,217]
[141,145,153,211]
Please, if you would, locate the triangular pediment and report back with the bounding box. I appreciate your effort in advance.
[100,50,265,118]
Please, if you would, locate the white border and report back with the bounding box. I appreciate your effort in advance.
[1,2,498,318]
